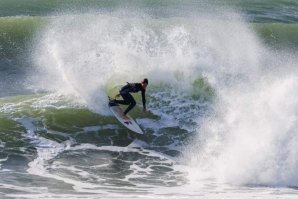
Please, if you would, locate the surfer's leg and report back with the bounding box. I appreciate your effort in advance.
[123,94,136,115]
[114,93,130,105]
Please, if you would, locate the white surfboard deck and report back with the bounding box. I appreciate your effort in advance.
[109,102,144,134]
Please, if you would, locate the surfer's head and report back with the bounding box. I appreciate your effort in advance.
[141,78,148,89]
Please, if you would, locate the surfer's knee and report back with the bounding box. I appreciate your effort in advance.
[131,100,136,107]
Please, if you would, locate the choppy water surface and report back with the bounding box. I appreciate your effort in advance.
[0,0,298,198]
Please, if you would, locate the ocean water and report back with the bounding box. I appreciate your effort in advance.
[0,0,298,198]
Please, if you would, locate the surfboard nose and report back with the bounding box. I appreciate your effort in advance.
[109,102,144,134]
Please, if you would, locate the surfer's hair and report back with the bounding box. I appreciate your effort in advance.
[143,78,148,85]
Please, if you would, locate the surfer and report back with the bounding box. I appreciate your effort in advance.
[112,78,148,119]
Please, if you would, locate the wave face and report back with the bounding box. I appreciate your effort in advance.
[0,1,298,198]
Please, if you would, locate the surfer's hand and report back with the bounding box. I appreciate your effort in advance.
[143,108,149,115]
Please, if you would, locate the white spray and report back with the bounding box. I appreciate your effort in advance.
[31,9,298,187]
[183,23,298,188]
[32,11,259,114]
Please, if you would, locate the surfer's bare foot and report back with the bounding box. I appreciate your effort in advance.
[122,114,130,120]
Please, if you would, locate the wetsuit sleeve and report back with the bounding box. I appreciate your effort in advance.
[141,89,146,109]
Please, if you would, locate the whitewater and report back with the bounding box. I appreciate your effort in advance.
[0,0,298,198]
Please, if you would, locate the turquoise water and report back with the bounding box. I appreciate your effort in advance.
[0,1,298,198]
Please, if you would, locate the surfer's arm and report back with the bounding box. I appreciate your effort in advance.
[141,90,146,111]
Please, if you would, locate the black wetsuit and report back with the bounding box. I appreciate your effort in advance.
[115,83,146,115]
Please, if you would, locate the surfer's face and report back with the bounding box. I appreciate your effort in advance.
[142,83,148,89]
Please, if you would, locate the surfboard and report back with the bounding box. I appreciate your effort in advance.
[108,99,144,134]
